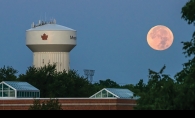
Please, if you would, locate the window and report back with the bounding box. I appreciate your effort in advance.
[95,92,102,98]
[19,91,22,97]
[0,84,2,97]
[32,92,34,97]
[108,92,114,97]
[0,84,16,97]
[22,91,24,97]
[9,87,15,97]
[10,90,15,97]
[0,84,2,90]
[17,91,20,97]
[3,91,8,97]
[102,90,107,97]
[3,84,9,90]
[36,92,39,98]
[27,92,29,97]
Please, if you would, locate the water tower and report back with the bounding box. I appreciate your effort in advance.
[26,19,76,72]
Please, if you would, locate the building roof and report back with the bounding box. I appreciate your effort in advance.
[89,88,137,99]
[26,24,75,31]
[1,81,39,91]
[105,88,134,98]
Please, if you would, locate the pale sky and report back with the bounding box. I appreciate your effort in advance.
[0,0,194,85]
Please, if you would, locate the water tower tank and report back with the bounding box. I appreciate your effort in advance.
[26,20,76,72]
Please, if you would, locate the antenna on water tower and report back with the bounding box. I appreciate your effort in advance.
[84,69,95,83]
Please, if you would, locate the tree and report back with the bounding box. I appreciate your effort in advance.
[51,69,95,97]
[18,64,57,97]
[173,0,195,110]
[0,65,18,82]
[93,79,120,88]
[18,64,95,98]
[120,84,135,93]
[131,79,147,97]
[134,65,177,110]
[28,99,42,110]
[181,0,195,25]
[91,79,121,94]
[29,98,63,110]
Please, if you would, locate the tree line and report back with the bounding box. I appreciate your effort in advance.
[0,64,127,98]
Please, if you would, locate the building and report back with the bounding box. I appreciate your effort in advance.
[89,88,136,99]
[26,19,76,72]
[0,98,136,110]
[0,81,40,98]
[0,86,137,110]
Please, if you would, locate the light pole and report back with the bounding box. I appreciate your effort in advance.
[84,69,95,83]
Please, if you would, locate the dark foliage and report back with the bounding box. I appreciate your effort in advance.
[29,98,62,110]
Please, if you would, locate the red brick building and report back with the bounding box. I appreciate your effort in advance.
[0,98,136,110]
[0,82,137,110]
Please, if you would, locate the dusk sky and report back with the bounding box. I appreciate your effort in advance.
[0,0,194,85]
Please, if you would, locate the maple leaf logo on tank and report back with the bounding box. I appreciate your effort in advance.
[41,33,48,40]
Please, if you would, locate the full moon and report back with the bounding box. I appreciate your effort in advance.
[147,25,174,51]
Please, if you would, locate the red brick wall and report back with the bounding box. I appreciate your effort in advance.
[0,98,136,110]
